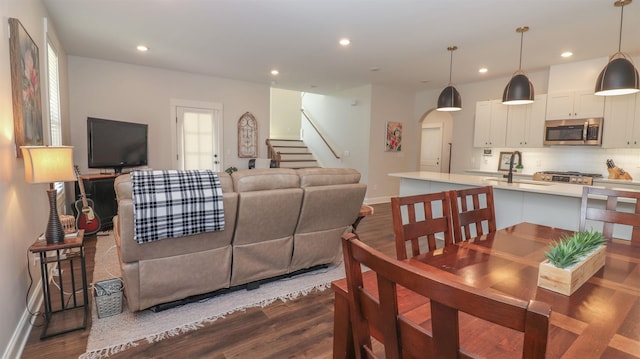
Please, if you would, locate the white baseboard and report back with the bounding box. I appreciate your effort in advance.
[2,279,42,359]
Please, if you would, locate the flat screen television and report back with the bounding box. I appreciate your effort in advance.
[87,117,148,174]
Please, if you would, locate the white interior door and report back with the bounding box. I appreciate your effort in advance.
[420,124,443,172]
[176,106,222,171]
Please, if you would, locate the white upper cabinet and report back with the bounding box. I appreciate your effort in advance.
[546,90,604,120]
[602,93,639,148]
[474,100,507,148]
[506,95,547,148]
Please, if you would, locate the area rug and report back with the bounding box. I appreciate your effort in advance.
[81,233,346,359]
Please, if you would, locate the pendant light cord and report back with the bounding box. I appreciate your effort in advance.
[518,30,524,70]
[618,3,624,52]
[448,49,453,84]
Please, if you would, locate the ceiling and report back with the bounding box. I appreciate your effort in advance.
[42,0,640,94]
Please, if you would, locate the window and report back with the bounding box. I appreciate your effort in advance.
[47,40,64,193]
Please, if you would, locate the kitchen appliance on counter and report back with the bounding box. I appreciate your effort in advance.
[543,118,603,146]
[532,171,602,185]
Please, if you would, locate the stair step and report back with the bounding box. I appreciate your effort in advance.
[269,140,305,147]
[272,147,311,154]
[279,154,315,160]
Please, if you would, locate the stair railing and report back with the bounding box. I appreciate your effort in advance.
[300,109,341,159]
[264,140,286,167]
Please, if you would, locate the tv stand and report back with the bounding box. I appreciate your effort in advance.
[74,173,119,231]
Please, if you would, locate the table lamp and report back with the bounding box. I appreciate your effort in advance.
[21,146,76,244]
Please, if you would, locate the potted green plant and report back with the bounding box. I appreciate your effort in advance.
[537,230,606,295]
[225,166,238,175]
[515,163,524,173]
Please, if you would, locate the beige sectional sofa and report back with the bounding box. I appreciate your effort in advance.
[113,167,366,311]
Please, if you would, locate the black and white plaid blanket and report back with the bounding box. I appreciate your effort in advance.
[131,170,225,244]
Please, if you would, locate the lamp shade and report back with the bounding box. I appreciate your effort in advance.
[502,73,534,105]
[21,146,75,184]
[437,85,462,111]
[594,56,640,96]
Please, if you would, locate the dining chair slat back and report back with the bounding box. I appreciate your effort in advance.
[390,192,454,260]
[450,186,497,243]
[341,232,552,359]
[580,186,640,246]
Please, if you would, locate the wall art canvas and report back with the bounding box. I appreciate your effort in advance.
[238,112,258,158]
[385,121,402,152]
[9,18,43,157]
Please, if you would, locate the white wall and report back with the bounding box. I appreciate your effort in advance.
[301,86,372,184]
[301,85,416,203]
[68,57,270,174]
[270,88,301,140]
[0,1,71,357]
[368,85,416,203]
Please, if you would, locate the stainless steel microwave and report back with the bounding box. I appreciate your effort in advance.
[543,118,603,146]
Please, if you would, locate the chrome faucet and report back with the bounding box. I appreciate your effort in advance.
[506,151,522,184]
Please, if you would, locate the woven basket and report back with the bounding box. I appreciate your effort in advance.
[94,278,123,318]
[60,214,76,234]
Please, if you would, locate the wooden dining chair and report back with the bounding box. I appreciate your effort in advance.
[390,192,454,260]
[580,186,640,246]
[449,186,497,242]
[341,232,551,359]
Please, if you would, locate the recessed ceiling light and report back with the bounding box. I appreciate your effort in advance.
[270,69,279,75]
[561,51,573,58]
[339,38,351,46]
[136,45,148,52]
[478,68,488,73]
[369,67,380,72]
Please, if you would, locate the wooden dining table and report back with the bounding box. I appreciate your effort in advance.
[332,222,640,358]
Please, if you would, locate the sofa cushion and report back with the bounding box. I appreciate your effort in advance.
[114,171,234,201]
[232,168,299,192]
[297,168,361,187]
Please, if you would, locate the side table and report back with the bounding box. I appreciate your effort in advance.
[29,230,88,339]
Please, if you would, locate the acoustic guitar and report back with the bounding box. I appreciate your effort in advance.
[74,166,101,235]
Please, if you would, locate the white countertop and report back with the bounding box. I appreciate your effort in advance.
[464,169,640,188]
[389,171,640,198]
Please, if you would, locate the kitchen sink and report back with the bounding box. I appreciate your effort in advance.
[482,177,553,186]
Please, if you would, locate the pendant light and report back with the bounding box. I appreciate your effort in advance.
[594,0,639,96]
[503,26,534,105]
[437,46,462,111]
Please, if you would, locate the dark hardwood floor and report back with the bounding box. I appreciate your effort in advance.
[21,202,395,358]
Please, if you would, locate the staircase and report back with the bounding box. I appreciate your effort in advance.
[266,139,320,169]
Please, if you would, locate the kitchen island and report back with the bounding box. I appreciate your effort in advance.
[389,171,638,240]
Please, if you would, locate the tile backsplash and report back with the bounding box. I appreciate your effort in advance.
[475,147,640,180]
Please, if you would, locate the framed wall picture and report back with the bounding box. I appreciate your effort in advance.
[385,121,402,152]
[238,112,258,158]
[9,18,43,157]
[498,151,514,171]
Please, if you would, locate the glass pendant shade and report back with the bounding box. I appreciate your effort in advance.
[503,72,535,105]
[594,54,640,96]
[437,85,462,111]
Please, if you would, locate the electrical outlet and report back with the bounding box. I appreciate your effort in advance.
[51,268,62,276]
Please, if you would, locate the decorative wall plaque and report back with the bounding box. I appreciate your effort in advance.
[238,112,258,158]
